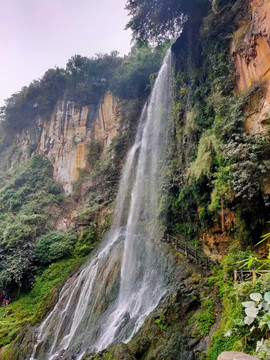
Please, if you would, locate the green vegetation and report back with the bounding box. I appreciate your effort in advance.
[125,0,209,43]
[202,243,270,359]
[0,258,83,351]
[195,299,215,336]
[0,52,122,133]
[157,1,270,358]
[35,230,77,264]
[73,223,99,257]
[207,263,270,360]
[167,0,268,248]
[187,130,219,181]
[111,44,166,99]
[0,44,164,140]
[0,155,64,290]
[154,314,168,330]
[65,51,121,103]
[82,350,118,360]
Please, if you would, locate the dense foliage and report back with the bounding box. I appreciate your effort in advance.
[164,0,270,358]
[0,258,83,358]
[35,231,77,264]
[111,44,166,98]
[166,0,268,246]
[0,52,122,133]
[125,0,209,43]
[0,45,164,139]
[65,51,122,102]
[0,155,64,290]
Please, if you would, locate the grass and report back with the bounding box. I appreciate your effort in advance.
[0,258,83,348]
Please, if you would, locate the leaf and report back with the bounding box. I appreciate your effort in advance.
[237,255,259,269]
[242,301,255,308]
[264,292,270,303]
[263,301,270,311]
[245,307,259,318]
[250,293,262,302]
[224,330,231,337]
[256,232,270,246]
[258,320,266,328]
[244,316,255,325]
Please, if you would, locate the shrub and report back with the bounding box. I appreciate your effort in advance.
[35,231,77,264]
[196,299,215,335]
[111,44,166,99]
[0,155,64,289]
[73,224,98,257]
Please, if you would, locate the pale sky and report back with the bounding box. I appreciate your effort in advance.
[0,0,132,106]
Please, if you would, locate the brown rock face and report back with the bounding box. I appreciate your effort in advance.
[233,0,270,91]
[38,92,118,194]
[202,210,236,262]
[12,92,119,195]
[232,0,270,134]
[243,84,270,135]
[218,351,259,360]
[235,36,270,91]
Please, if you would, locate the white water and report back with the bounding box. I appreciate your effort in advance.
[31,49,172,360]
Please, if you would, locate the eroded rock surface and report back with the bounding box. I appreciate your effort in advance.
[232,0,270,134]
[13,92,119,194]
[39,92,118,194]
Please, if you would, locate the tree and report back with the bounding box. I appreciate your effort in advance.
[65,52,122,102]
[1,67,67,132]
[1,52,122,133]
[125,0,209,44]
[111,44,165,99]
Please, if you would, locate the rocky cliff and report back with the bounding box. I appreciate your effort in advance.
[12,92,119,194]
[38,93,118,194]
[233,0,270,91]
[232,0,270,134]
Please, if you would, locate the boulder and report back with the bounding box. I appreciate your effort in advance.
[217,352,259,360]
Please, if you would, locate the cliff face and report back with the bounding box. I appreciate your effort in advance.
[232,0,270,134]
[14,92,119,194]
[38,93,118,194]
[233,0,270,90]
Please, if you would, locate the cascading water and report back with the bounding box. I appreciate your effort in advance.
[31,49,172,360]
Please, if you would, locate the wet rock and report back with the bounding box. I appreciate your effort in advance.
[217,351,260,360]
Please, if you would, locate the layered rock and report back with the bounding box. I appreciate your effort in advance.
[14,92,118,194]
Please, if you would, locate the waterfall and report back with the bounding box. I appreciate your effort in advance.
[30,49,172,360]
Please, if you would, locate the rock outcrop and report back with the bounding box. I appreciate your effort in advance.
[39,93,118,194]
[14,92,119,194]
[233,0,270,91]
[232,0,270,134]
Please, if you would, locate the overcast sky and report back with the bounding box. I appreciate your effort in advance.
[0,0,132,106]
